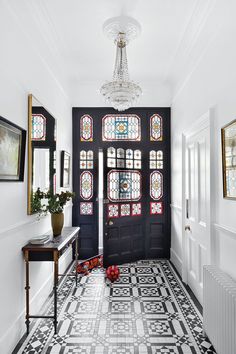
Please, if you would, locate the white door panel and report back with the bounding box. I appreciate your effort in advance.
[185,123,210,304]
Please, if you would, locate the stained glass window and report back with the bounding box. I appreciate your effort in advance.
[108,170,141,202]
[80,202,93,215]
[102,115,141,141]
[149,150,163,169]
[80,115,93,142]
[79,150,94,169]
[32,114,46,140]
[80,171,93,200]
[150,171,163,200]
[107,147,141,169]
[132,203,141,216]
[150,114,162,141]
[150,202,163,215]
[120,204,131,217]
[108,204,119,218]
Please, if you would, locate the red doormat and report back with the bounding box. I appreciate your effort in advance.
[77,254,103,275]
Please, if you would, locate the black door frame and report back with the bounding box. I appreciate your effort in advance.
[72,107,171,262]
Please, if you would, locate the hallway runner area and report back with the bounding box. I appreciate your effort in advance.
[16,260,216,354]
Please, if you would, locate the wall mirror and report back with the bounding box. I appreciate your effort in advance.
[27,94,56,214]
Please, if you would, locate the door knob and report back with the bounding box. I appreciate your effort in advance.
[185,225,191,232]
[108,220,114,226]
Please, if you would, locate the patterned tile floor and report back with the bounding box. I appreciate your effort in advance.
[15,260,216,354]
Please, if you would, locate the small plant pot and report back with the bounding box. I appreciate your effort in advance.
[51,212,64,236]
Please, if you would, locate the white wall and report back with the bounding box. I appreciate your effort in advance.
[0,3,72,353]
[171,1,236,280]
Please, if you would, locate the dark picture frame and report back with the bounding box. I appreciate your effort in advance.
[60,150,71,188]
[221,119,236,199]
[0,116,26,181]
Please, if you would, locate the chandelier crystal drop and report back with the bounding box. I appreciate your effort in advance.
[100,17,142,112]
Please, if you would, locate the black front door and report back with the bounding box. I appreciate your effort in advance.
[72,108,170,264]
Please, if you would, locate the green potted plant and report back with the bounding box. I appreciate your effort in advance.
[32,188,75,236]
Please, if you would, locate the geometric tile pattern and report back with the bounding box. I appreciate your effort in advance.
[15,260,216,354]
[108,204,119,218]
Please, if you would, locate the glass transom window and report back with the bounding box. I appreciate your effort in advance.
[102,115,141,141]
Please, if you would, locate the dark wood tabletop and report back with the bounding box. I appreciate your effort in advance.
[22,227,80,252]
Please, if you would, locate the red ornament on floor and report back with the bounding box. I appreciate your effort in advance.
[106,265,120,282]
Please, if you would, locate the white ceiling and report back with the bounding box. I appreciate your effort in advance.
[5,0,215,106]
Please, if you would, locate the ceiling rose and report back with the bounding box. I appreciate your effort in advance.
[100,16,142,112]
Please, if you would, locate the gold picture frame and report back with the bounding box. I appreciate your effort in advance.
[222,119,236,199]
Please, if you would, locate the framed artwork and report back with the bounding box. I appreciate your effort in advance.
[0,116,26,181]
[222,119,236,199]
[60,150,71,188]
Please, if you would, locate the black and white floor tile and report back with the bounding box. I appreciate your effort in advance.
[16,260,216,354]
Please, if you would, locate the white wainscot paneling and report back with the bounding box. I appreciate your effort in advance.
[170,204,183,276]
[213,223,236,282]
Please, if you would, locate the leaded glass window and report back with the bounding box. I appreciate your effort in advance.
[132,203,141,216]
[150,202,163,215]
[120,204,131,217]
[80,150,94,169]
[107,147,141,169]
[150,114,162,141]
[102,115,141,141]
[80,115,93,142]
[108,204,119,218]
[108,170,141,202]
[80,171,93,200]
[80,202,93,215]
[150,171,163,200]
[32,114,46,141]
[149,150,163,169]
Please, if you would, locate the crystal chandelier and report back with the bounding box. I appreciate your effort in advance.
[100,16,142,112]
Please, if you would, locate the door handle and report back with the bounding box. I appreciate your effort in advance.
[185,225,191,232]
[108,220,114,226]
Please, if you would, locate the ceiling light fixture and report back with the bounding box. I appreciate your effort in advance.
[100,16,142,112]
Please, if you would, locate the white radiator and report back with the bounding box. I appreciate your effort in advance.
[203,266,236,354]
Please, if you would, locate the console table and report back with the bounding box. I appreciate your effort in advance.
[22,226,80,335]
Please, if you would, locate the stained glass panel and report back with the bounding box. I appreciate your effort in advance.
[150,114,162,141]
[107,158,116,168]
[126,159,133,169]
[108,204,119,218]
[80,202,93,215]
[150,171,163,200]
[149,150,163,169]
[80,171,93,200]
[132,203,141,216]
[80,115,93,142]
[102,115,141,141]
[32,114,46,141]
[79,150,94,169]
[107,146,116,157]
[134,160,141,169]
[134,150,141,160]
[150,202,163,215]
[126,149,133,159]
[117,148,125,158]
[117,159,125,168]
[120,204,131,217]
[108,170,141,202]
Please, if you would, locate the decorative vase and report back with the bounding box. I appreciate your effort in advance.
[51,212,64,236]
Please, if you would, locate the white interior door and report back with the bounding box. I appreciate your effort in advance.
[184,118,211,304]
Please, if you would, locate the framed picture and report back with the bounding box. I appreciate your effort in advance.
[0,116,26,181]
[222,119,236,199]
[60,150,71,188]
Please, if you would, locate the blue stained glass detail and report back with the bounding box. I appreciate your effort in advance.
[107,170,141,202]
[102,115,141,141]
